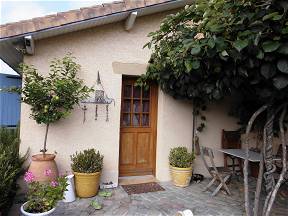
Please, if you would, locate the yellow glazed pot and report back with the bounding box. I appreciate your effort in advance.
[170,165,192,187]
[73,172,101,198]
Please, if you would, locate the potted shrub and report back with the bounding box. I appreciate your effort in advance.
[70,149,104,198]
[20,170,68,216]
[169,147,195,187]
[18,54,92,182]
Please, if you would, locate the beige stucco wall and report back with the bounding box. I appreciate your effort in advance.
[20,10,241,185]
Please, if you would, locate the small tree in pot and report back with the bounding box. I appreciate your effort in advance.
[70,149,104,198]
[18,54,92,182]
[169,147,195,187]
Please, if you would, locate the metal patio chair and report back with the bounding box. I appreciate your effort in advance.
[200,146,232,196]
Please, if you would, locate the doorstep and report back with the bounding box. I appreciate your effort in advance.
[119,175,157,185]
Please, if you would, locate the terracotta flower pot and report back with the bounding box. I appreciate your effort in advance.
[28,154,59,183]
[74,172,101,198]
[170,165,193,187]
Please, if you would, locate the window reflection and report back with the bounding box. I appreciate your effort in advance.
[122,114,130,126]
[124,85,132,98]
[133,114,140,126]
[133,86,141,98]
[142,114,149,126]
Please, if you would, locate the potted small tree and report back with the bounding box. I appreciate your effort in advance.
[20,170,68,216]
[169,147,195,187]
[70,149,104,198]
[19,54,92,182]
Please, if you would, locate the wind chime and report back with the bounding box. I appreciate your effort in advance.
[81,71,114,123]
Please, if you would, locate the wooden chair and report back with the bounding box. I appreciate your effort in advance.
[200,146,232,196]
[222,130,243,174]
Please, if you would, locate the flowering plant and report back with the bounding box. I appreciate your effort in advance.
[23,170,68,213]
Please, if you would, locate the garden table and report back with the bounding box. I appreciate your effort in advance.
[218,149,261,178]
[218,149,281,177]
[218,149,281,162]
[218,149,261,162]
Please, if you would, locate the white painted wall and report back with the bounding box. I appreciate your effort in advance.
[20,10,243,185]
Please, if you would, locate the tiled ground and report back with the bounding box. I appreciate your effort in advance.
[52,179,245,216]
[12,178,288,216]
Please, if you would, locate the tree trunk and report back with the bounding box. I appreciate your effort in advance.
[253,141,264,216]
[263,107,275,194]
[192,106,196,153]
[42,123,49,154]
[244,105,268,216]
[264,105,287,216]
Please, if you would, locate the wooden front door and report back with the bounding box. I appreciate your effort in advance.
[119,77,158,176]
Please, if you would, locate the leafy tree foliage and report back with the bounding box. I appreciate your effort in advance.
[19,54,93,153]
[138,0,288,125]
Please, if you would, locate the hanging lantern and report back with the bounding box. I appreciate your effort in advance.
[81,71,115,123]
[94,72,105,103]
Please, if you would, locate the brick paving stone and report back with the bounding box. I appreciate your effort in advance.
[12,178,287,216]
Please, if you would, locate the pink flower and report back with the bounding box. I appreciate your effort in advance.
[50,180,58,187]
[24,171,35,183]
[44,169,52,177]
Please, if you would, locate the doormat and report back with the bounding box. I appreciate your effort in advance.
[122,182,165,195]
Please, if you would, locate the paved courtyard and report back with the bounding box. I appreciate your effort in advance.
[11,178,287,216]
[50,178,286,216]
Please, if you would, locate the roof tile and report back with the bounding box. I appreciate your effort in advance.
[0,25,7,38]
[81,6,105,19]
[145,0,162,6]
[110,1,127,13]
[0,0,180,39]
[21,20,36,34]
[124,0,146,9]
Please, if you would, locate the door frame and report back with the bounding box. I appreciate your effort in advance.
[118,75,158,177]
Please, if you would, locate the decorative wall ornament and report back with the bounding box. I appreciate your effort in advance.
[81,71,115,122]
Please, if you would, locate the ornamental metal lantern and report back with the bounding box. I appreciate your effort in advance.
[81,71,114,122]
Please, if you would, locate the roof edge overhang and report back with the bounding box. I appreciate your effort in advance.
[0,0,193,73]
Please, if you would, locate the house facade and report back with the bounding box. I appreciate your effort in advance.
[0,0,240,187]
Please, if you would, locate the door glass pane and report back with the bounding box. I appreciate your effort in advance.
[142,101,150,112]
[122,114,130,126]
[123,100,131,112]
[133,86,141,98]
[133,100,140,112]
[124,85,132,98]
[143,87,150,99]
[133,114,140,126]
[142,114,149,126]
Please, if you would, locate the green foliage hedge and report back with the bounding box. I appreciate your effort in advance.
[71,149,103,173]
[169,147,195,168]
[0,127,27,215]
[138,0,288,126]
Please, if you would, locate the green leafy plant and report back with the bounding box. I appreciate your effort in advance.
[138,1,288,214]
[23,170,68,213]
[90,200,102,210]
[0,127,27,215]
[17,54,93,154]
[138,0,288,128]
[169,147,195,168]
[70,149,104,173]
